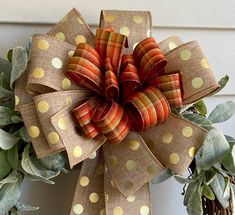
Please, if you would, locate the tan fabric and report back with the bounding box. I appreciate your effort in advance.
[140,114,207,175]
[158,36,184,54]
[103,131,164,198]
[100,10,152,54]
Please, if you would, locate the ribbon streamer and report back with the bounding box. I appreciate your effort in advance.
[14,8,220,215]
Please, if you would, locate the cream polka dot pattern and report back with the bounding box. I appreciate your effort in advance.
[89,192,99,203]
[73,146,83,158]
[75,35,86,45]
[182,126,193,137]
[192,77,203,89]
[180,49,192,61]
[28,126,40,138]
[169,153,180,165]
[48,132,60,144]
[51,57,63,69]
[32,67,45,79]
[73,204,84,215]
[140,205,150,215]
[113,207,123,215]
[55,32,65,41]
[120,26,130,36]
[37,101,49,113]
[37,39,49,50]
[133,15,143,24]
[80,176,89,187]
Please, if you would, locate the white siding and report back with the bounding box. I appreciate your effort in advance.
[0,1,234,214]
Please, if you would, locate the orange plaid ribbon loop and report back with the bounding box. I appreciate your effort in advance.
[66,29,183,143]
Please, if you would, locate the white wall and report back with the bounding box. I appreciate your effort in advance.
[0,1,234,214]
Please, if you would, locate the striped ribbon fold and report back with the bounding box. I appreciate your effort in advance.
[67,29,184,143]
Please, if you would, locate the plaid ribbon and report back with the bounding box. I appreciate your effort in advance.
[67,29,183,143]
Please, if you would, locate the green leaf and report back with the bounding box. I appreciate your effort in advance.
[151,169,172,184]
[202,183,215,200]
[16,202,39,212]
[0,129,19,150]
[193,100,207,115]
[10,46,28,89]
[0,173,23,215]
[221,141,235,173]
[208,101,235,123]
[196,128,230,170]
[174,175,197,184]
[0,57,12,85]
[230,184,235,215]
[7,49,13,63]
[185,181,203,215]
[0,151,11,180]
[0,170,18,189]
[205,169,216,185]
[210,173,230,208]
[182,112,212,128]
[21,144,60,182]
[19,127,30,142]
[0,106,14,128]
[211,75,230,95]
[12,115,22,124]
[7,145,19,169]
[38,153,66,171]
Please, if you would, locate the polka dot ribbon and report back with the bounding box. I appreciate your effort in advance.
[67,29,184,144]
[14,8,220,215]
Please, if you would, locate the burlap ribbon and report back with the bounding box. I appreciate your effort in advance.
[15,8,219,215]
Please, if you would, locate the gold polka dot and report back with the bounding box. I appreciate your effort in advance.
[120,27,130,36]
[104,192,109,201]
[113,207,123,215]
[77,17,84,25]
[95,165,104,175]
[168,42,177,50]
[68,50,75,57]
[88,151,97,159]
[55,32,65,41]
[80,176,89,187]
[126,160,137,171]
[140,205,150,215]
[51,57,63,69]
[48,132,60,144]
[147,29,151,37]
[189,147,197,158]
[58,118,67,130]
[126,194,136,202]
[133,42,138,50]
[128,140,140,151]
[146,140,155,151]
[111,180,116,189]
[133,15,143,24]
[180,49,192,61]
[147,165,157,174]
[124,180,133,190]
[66,96,73,105]
[192,77,203,89]
[162,132,173,144]
[201,58,210,69]
[15,95,19,106]
[28,126,40,138]
[108,155,117,166]
[75,35,86,45]
[105,14,115,23]
[37,101,49,113]
[89,192,99,203]
[37,39,49,50]
[32,67,45,79]
[73,146,83,158]
[100,208,105,215]
[62,78,71,90]
[182,126,193,137]
[73,204,83,215]
[169,153,180,165]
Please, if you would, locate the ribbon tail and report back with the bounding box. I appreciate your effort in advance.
[70,148,105,215]
[104,166,152,215]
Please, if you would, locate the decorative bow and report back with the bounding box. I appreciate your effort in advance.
[15,9,220,215]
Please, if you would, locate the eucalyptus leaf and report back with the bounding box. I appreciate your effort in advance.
[19,127,30,142]
[16,202,39,211]
[12,115,22,123]
[21,144,60,182]
[0,57,12,85]
[182,112,212,128]
[202,183,215,200]
[0,170,18,189]
[151,169,172,184]
[208,100,235,123]
[174,175,197,184]
[0,129,19,150]
[0,173,23,215]
[0,106,14,128]
[38,153,66,171]
[205,169,216,185]
[193,100,207,115]
[196,128,230,170]
[210,173,230,208]
[0,151,11,180]
[10,46,28,89]
[7,145,19,169]
[211,75,229,96]
[185,181,203,215]
[230,184,235,215]
[221,141,235,173]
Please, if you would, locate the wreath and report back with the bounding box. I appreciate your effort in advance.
[0,8,235,215]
